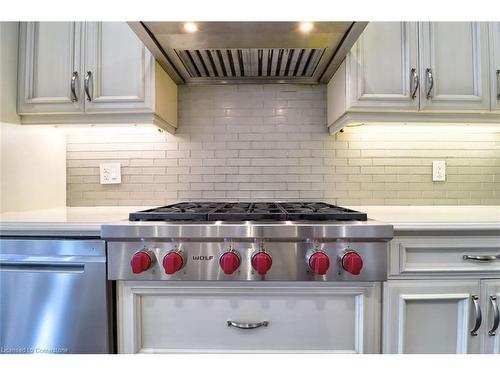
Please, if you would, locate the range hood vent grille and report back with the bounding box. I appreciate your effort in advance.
[128,22,368,84]
[175,48,325,79]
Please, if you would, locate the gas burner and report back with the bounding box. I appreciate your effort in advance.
[129,202,367,222]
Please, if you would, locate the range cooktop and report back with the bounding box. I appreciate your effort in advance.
[129,202,368,222]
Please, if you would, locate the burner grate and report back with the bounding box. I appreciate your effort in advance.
[129,202,367,222]
[279,202,367,221]
[208,202,287,221]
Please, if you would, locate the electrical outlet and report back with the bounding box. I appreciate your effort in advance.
[100,163,121,184]
[432,160,446,182]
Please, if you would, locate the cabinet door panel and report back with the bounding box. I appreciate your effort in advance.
[118,282,381,353]
[481,279,500,353]
[84,22,153,113]
[383,280,481,353]
[490,22,500,112]
[419,22,490,112]
[347,22,419,111]
[18,22,84,114]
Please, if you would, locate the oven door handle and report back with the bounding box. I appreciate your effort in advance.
[227,320,269,330]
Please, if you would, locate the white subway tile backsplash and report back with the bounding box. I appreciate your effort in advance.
[66,84,500,206]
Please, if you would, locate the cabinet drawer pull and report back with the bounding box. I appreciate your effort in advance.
[70,71,79,102]
[227,320,269,330]
[410,68,419,99]
[496,69,500,100]
[84,71,92,101]
[489,296,500,336]
[463,255,500,262]
[471,295,482,336]
[425,68,434,99]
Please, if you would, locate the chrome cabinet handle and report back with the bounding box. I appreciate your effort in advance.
[227,320,269,330]
[84,71,92,101]
[471,295,482,336]
[70,71,78,102]
[463,255,500,262]
[410,68,419,99]
[496,69,500,100]
[489,296,500,336]
[426,68,434,99]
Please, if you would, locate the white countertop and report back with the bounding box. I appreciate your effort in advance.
[1,205,499,236]
[350,206,500,231]
[0,206,151,236]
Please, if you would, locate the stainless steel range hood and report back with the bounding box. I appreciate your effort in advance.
[128,22,367,85]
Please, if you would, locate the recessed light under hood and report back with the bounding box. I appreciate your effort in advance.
[128,22,367,85]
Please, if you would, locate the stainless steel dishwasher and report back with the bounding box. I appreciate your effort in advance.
[0,238,113,354]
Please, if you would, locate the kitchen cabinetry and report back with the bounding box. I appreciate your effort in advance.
[117,282,381,353]
[490,22,500,112]
[83,22,153,113]
[419,22,490,112]
[343,22,419,112]
[481,280,500,353]
[383,279,481,354]
[383,235,500,354]
[17,22,177,133]
[17,22,84,114]
[328,22,499,133]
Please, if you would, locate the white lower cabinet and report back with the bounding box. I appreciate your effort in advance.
[117,282,381,353]
[481,279,500,353]
[383,279,500,354]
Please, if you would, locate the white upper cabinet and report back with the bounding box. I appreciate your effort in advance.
[17,22,177,133]
[383,280,482,354]
[419,22,490,112]
[327,22,500,133]
[18,22,84,114]
[346,22,419,111]
[84,22,153,113]
[490,22,500,112]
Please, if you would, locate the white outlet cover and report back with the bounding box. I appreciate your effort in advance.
[432,160,446,182]
[100,163,121,184]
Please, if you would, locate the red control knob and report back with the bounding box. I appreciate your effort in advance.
[309,252,330,275]
[251,252,272,275]
[130,251,152,274]
[219,252,240,275]
[342,252,363,275]
[162,252,184,274]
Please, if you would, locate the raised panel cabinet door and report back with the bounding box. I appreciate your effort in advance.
[419,22,490,112]
[17,22,85,114]
[84,22,154,113]
[480,279,500,353]
[490,22,500,112]
[117,282,381,353]
[346,22,419,111]
[383,280,481,354]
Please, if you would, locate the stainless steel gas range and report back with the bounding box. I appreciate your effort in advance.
[103,202,392,282]
[102,202,393,353]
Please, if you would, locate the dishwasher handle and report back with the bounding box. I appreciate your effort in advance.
[0,261,85,273]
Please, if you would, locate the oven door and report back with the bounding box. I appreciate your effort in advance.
[118,281,381,353]
[0,239,111,354]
